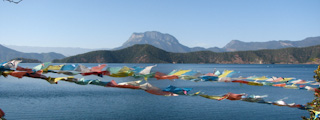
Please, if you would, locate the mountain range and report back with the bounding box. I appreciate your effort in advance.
[0,44,65,63]
[6,31,320,56]
[2,31,320,63]
[53,44,320,64]
[115,31,320,53]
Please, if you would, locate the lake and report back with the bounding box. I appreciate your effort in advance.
[0,63,318,120]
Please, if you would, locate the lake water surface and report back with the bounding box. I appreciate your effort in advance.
[0,64,318,120]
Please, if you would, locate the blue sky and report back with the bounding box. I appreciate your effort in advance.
[1,0,319,49]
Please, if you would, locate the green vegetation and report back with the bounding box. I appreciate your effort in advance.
[302,65,320,120]
[53,44,320,64]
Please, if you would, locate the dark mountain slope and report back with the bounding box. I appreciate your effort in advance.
[53,44,320,64]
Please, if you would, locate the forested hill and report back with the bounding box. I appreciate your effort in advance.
[52,44,320,64]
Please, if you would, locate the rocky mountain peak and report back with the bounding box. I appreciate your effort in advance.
[123,31,180,46]
[223,40,244,51]
[118,31,189,53]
